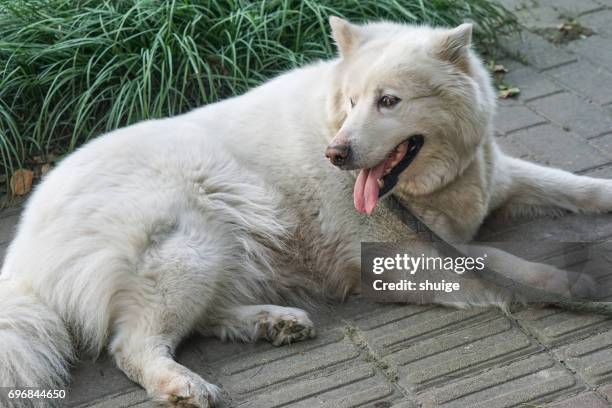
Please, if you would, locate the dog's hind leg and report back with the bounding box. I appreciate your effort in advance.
[497,156,612,217]
[107,223,243,407]
[206,305,316,346]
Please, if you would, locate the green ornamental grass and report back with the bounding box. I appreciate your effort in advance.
[0,0,517,193]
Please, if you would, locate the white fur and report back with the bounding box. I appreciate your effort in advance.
[1,18,611,407]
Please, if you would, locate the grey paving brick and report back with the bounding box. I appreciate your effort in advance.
[597,383,612,401]
[495,105,547,134]
[581,9,612,38]
[546,61,612,105]
[64,354,140,407]
[590,133,612,153]
[555,212,612,240]
[496,0,581,30]
[495,134,531,158]
[507,123,610,171]
[340,302,434,331]
[357,307,499,355]
[517,308,612,347]
[387,318,541,391]
[547,391,609,408]
[496,0,530,11]
[81,389,149,408]
[583,163,612,178]
[391,400,419,408]
[216,337,360,396]
[528,93,612,138]
[241,365,394,408]
[0,213,19,245]
[502,31,577,70]
[569,36,612,70]
[502,64,564,101]
[420,354,581,408]
[515,6,564,30]
[206,328,345,373]
[555,328,612,385]
[0,244,7,265]
[538,0,604,16]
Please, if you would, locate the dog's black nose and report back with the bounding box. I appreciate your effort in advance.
[325,144,349,167]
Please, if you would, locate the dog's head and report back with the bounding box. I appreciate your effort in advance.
[324,17,495,214]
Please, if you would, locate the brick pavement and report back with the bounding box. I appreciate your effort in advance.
[1,0,612,406]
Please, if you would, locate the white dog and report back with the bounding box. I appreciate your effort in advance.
[1,17,611,407]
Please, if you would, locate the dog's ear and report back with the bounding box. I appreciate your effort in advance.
[329,16,360,58]
[434,23,472,72]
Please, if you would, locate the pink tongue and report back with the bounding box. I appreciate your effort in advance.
[353,161,387,215]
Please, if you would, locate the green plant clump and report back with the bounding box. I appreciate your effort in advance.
[0,0,517,192]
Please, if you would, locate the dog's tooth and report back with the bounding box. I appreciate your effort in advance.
[377,179,384,188]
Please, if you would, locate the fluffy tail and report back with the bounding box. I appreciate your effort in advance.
[0,280,73,406]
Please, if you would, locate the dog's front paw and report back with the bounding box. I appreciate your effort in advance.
[154,368,221,407]
[259,307,316,346]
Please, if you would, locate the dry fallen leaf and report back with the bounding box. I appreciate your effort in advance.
[492,64,508,73]
[498,84,520,99]
[10,169,34,196]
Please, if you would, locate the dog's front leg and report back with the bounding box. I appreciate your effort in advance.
[496,155,612,217]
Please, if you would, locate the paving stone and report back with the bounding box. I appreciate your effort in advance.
[547,391,609,408]
[212,328,345,372]
[555,328,612,385]
[82,389,149,408]
[215,337,360,396]
[597,383,612,401]
[590,133,612,153]
[0,244,7,265]
[507,123,610,172]
[581,9,612,37]
[64,354,140,407]
[514,307,612,348]
[391,400,420,408]
[514,6,564,30]
[502,31,577,70]
[0,213,19,245]
[0,204,23,218]
[420,354,581,408]
[528,93,612,138]
[339,301,434,331]
[479,210,612,246]
[241,365,394,408]
[386,317,541,391]
[496,0,531,11]
[546,61,612,105]
[495,105,547,134]
[569,36,612,70]
[502,64,564,101]
[495,134,531,158]
[538,0,604,16]
[357,307,500,355]
[496,0,566,30]
[583,164,612,178]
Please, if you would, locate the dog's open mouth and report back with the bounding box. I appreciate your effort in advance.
[353,134,424,214]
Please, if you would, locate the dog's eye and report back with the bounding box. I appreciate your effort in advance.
[350,98,355,108]
[379,95,401,109]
